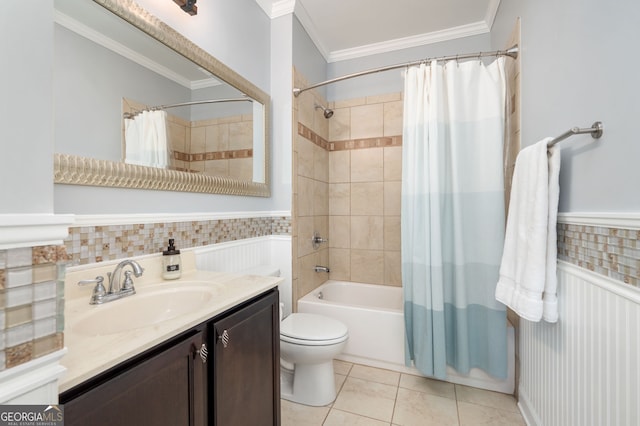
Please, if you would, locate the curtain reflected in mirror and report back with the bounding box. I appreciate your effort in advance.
[124,110,169,168]
[122,97,257,181]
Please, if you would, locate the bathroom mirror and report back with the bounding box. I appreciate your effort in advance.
[53,0,270,196]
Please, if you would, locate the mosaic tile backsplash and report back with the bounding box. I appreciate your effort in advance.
[0,246,67,371]
[65,216,292,266]
[558,222,640,286]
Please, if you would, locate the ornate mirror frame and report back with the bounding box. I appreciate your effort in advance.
[54,0,270,197]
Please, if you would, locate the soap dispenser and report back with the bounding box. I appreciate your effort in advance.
[162,239,182,280]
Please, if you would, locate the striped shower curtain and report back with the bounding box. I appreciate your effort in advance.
[401,58,508,380]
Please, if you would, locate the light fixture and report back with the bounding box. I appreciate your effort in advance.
[173,0,197,16]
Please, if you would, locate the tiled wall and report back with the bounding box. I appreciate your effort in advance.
[327,94,404,286]
[292,70,331,306]
[65,216,291,266]
[0,246,67,371]
[558,223,640,286]
[178,114,254,181]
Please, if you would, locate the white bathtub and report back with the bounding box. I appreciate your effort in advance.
[298,280,515,394]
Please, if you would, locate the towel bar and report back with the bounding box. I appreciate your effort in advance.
[547,121,603,148]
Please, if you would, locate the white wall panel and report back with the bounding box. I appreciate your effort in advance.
[519,261,640,426]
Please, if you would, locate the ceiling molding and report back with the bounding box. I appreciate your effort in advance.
[293,0,330,59]
[55,10,198,89]
[326,20,491,63]
[272,0,296,18]
[485,0,502,30]
[254,0,500,62]
[255,0,295,18]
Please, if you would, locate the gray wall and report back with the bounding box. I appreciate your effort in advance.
[1,3,55,214]
[293,16,328,98]
[491,0,640,212]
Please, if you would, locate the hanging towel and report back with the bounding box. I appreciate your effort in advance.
[495,138,560,322]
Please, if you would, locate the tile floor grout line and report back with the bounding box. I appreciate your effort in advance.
[454,385,462,426]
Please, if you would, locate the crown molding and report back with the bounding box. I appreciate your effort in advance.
[485,0,502,30]
[327,20,491,63]
[257,0,501,62]
[255,0,295,18]
[54,9,218,90]
[292,0,330,59]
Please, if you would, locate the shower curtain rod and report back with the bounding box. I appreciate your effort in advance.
[293,45,519,97]
[547,121,604,148]
[123,97,252,118]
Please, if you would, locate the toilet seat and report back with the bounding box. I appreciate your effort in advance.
[280,313,348,346]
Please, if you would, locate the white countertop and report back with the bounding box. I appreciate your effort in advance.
[60,252,281,393]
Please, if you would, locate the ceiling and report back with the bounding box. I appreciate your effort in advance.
[255,0,500,62]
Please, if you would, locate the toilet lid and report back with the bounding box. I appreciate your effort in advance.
[280,313,348,342]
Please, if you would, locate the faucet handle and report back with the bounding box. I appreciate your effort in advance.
[121,270,135,292]
[78,276,107,304]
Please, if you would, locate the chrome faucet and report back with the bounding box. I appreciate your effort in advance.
[314,265,330,273]
[78,259,144,305]
[108,259,144,294]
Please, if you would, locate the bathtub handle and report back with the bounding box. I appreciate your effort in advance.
[218,329,230,348]
[312,232,328,250]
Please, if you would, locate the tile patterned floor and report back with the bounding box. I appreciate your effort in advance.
[281,361,526,426]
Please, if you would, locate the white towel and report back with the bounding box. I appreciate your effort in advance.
[495,138,560,322]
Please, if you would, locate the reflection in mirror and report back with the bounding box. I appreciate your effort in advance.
[53,0,269,195]
[123,96,259,182]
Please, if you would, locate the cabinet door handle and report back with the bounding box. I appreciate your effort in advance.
[218,329,229,348]
[196,343,208,363]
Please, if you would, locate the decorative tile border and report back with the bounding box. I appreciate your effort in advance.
[174,148,253,162]
[330,136,402,151]
[298,122,402,152]
[557,223,640,286]
[298,123,330,150]
[0,245,67,371]
[65,216,292,266]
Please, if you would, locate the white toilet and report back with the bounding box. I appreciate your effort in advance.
[279,311,348,406]
[245,265,348,406]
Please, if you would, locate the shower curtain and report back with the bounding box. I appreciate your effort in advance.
[401,58,508,380]
[124,110,169,168]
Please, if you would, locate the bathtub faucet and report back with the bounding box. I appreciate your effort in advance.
[314,265,330,273]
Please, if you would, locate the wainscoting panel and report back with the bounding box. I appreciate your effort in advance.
[519,261,640,426]
[193,235,292,314]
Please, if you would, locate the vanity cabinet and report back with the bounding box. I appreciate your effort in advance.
[60,288,280,426]
[61,328,207,426]
[211,289,280,426]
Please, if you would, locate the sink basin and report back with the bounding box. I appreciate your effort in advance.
[71,284,219,336]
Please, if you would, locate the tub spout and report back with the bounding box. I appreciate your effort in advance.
[314,265,330,273]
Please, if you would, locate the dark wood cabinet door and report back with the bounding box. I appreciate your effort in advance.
[63,330,207,426]
[211,290,280,426]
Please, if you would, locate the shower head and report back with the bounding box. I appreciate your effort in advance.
[314,103,334,119]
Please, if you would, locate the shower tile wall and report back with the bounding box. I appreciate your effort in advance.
[328,94,404,286]
[292,69,331,307]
